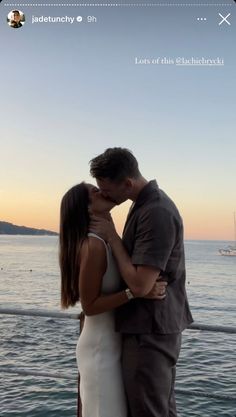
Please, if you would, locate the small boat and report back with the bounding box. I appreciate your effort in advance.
[219,212,236,256]
[219,247,236,256]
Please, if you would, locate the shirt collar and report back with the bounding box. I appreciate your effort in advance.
[134,180,160,208]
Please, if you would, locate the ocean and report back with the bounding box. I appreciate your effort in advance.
[0,236,235,417]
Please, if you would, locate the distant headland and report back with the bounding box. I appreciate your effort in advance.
[0,221,58,236]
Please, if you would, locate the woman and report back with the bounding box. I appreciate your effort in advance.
[59,182,167,417]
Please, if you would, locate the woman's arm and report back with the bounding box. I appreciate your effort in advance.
[79,237,130,316]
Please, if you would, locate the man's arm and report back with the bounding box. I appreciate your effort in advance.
[89,217,161,297]
[80,236,166,315]
[79,237,130,315]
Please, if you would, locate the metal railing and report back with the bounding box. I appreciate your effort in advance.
[1,306,236,333]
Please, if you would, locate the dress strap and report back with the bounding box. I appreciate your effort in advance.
[87,232,106,243]
[87,232,110,267]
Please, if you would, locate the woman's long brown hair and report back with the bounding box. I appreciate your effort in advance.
[59,182,89,309]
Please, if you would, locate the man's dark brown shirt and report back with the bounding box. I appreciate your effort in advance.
[115,180,193,334]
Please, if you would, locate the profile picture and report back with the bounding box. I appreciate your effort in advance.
[7,10,25,29]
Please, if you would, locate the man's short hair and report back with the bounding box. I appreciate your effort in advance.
[90,147,141,182]
[12,10,20,14]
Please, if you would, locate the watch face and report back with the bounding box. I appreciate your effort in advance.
[126,289,134,300]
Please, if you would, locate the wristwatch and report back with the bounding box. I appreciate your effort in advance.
[125,288,135,300]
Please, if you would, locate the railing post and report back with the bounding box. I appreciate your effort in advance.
[77,312,85,417]
[77,373,82,417]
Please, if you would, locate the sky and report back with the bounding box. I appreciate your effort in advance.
[0,0,235,240]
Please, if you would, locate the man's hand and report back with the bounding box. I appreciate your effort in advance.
[144,280,167,300]
[89,215,117,242]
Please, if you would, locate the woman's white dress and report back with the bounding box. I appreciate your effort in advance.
[76,233,128,417]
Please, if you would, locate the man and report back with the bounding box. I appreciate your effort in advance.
[9,10,23,28]
[89,147,193,417]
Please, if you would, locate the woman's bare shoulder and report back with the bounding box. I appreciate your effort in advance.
[80,235,106,261]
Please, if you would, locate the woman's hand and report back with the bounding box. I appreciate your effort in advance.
[144,280,167,300]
